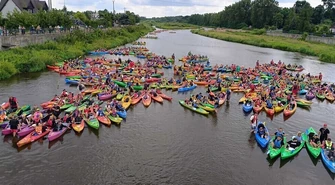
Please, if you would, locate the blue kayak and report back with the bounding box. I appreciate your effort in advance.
[89,51,109,55]
[65,79,79,85]
[254,122,271,148]
[299,89,307,95]
[137,55,146,59]
[162,65,172,69]
[321,149,335,173]
[117,110,127,119]
[242,103,253,113]
[178,85,197,92]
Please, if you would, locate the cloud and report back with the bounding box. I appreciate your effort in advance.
[50,0,324,18]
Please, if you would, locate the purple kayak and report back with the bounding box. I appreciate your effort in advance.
[2,127,12,136]
[98,93,115,101]
[18,126,35,137]
[306,93,315,100]
[48,127,68,141]
[1,121,9,129]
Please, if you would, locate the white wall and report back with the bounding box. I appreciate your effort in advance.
[1,0,21,18]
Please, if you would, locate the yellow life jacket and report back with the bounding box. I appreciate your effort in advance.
[325,141,333,150]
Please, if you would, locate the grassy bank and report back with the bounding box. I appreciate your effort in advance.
[155,22,200,30]
[191,29,335,63]
[0,24,154,80]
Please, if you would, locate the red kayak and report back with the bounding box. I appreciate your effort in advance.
[131,91,144,105]
[156,89,172,101]
[17,128,51,147]
[149,92,164,103]
[97,116,111,126]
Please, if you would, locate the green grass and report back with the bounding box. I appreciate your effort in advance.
[191,29,335,63]
[155,22,200,30]
[0,24,154,80]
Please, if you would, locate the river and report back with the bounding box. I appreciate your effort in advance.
[0,30,334,185]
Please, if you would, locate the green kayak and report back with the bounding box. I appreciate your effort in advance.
[281,134,305,159]
[133,85,143,91]
[166,85,173,90]
[297,101,311,107]
[316,94,325,100]
[55,62,64,67]
[303,127,321,158]
[116,93,124,100]
[268,136,286,159]
[151,74,161,78]
[129,51,135,55]
[114,80,127,88]
[66,76,81,79]
[60,103,73,110]
[107,115,123,124]
[179,100,209,115]
[210,87,220,92]
[65,105,76,113]
[84,118,99,130]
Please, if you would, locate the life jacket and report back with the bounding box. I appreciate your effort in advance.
[275,131,284,137]
[33,112,41,122]
[325,141,333,150]
[274,140,282,148]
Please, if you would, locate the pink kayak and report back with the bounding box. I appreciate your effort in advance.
[2,126,12,136]
[18,126,35,137]
[98,93,115,101]
[48,127,68,141]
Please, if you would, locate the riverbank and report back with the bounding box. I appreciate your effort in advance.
[155,22,200,30]
[0,24,153,80]
[191,29,335,63]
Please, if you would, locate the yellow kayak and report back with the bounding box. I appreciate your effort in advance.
[121,95,131,109]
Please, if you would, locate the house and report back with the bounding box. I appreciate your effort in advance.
[0,0,49,18]
[330,25,335,35]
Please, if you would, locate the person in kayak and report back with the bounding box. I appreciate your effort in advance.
[257,124,267,139]
[8,96,18,113]
[309,134,321,147]
[271,136,284,149]
[9,115,19,137]
[327,147,335,161]
[250,113,258,132]
[52,104,61,119]
[266,99,273,108]
[323,138,333,151]
[274,128,285,138]
[286,137,301,150]
[33,108,43,124]
[319,123,330,144]
[294,131,303,142]
[96,107,105,117]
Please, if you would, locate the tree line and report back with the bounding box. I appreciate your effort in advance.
[0,7,140,30]
[148,0,335,35]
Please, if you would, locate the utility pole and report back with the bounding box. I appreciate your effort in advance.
[113,0,115,15]
[124,7,126,13]
[48,0,52,9]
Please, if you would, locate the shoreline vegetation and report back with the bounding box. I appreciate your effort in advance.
[0,24,153,80]
[191,29,335,63]
[153,22,200,30]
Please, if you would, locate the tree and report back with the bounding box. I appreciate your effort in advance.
[312,5,325,24]
[251,0,279,28]
[295,1,313,32]
[273,13,284,28]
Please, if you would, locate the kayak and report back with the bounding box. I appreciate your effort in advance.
[98,93,115,101]
[274,105,285,113]
[156,90,172,101]
[178,85,197,92]
[84,118,99,130]
[97,116,111,126]
[48,127,68,142]
[17,125,35,137]
[116,93,124,100]
[254,122,271,148]
[114,80,127,88]
[72,120,85,133]
[17,128,51,147]
[253,104,263,113]
[60,103,73,110]
[121,95,132,109]
[131,92,144,105]
[316,93,325,100]
[2,124,12,135]
[198,103,216,112]
[149,92,164,103]
[151,74,161,78]
[268,136,286,159]
[117,110,127,119]
[179,100,209,115]
[283,101,297,117]
[326,94,335,102]
[242,103,253,113]
[133,85,144,91]
[297,101,311,108]
[142,93,152,107]
[281,134,306,159]
[264,105,275,116]
[107,114,123,125]
[298,89,307,95]
[306,93,315,100]
[321,149,335,173]
[303,127,321,158]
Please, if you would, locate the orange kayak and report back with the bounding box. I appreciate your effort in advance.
[17,128,51,147]
[142,93,152,107]
[131,92,144,105]
[97,116,111,126]
[149,92,163,103]
[156,90,172,101]
[72,120,85,133]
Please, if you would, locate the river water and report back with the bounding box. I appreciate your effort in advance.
[0,30,334,185]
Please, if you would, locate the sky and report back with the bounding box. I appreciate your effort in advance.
[51,0,323,18]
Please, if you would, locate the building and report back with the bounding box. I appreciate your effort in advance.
[331,25,335,35]
[0,0,49,18]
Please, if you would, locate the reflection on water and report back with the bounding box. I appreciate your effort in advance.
[0,30,334,184]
